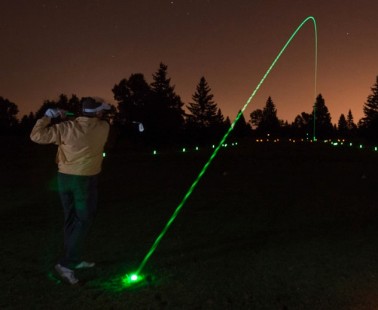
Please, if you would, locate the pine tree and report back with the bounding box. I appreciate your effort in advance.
[186,77,225,143]
[313,94,333,139]
[258,96,280,135]
[149,63,185,145]
[232,110,251,138]
[346,109,357,130]
[214,108,225,124]
[361,76,378,128]
[187,77,221,128]
[337,114,348,137]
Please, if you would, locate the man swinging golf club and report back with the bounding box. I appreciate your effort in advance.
[30,97,111,285]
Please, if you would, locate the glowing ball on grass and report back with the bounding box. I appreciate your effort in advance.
[122,273,145,288]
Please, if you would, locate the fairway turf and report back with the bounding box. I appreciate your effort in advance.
[2,137,378,309]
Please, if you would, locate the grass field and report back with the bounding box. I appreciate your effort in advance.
[2,136,378,309]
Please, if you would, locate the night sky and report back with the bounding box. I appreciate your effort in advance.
[1,0,377,124]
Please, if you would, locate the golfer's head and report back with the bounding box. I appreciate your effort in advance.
[82,97,111,117]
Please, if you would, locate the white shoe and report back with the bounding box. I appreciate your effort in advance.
[55,264,79,285]
[75,261,95,269]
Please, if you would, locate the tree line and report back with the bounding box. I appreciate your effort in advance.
[1,62,378,145]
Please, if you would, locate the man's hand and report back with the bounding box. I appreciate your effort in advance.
[45,108,66,119]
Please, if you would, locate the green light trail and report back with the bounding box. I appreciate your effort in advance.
[128,16,318,282]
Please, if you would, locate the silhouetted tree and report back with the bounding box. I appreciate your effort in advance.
[57,94,81,115]
[214,108,225,125]
[360,76,378,141]
[0,97,19,134]
[210,108,228,142]
[19,112,36,134]
[231,110,251,139]
[187,77,219,127]
[313,94,333,139]
[186,76,225,143]
[257,96,281,135]
[112,74,151,146]
[279,120,292,138]
[291,112,312,138]
[250,109,263,129]
[224,117,231,129]
[148,63,185,145]
[113,73,151,125]
[337,114,348,137]
[346,109,357,131]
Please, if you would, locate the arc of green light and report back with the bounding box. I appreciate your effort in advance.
[134,16,318,277]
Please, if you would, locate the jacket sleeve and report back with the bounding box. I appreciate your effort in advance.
[30,116,61,144]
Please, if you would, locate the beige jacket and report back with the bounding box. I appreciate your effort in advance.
[30,116,110,176]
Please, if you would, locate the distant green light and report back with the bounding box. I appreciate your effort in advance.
[349,143,353,146]
[153,150,157,155]
[374,147,377,151]
[360,144,363,149]
[102,152,106,158]
[195,146,199,151]
[182,148,186,153]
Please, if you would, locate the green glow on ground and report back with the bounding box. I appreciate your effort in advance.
[47,272,61,285]
[98,272,155,292]
[121,273,145,288]
[130,16,318,280]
